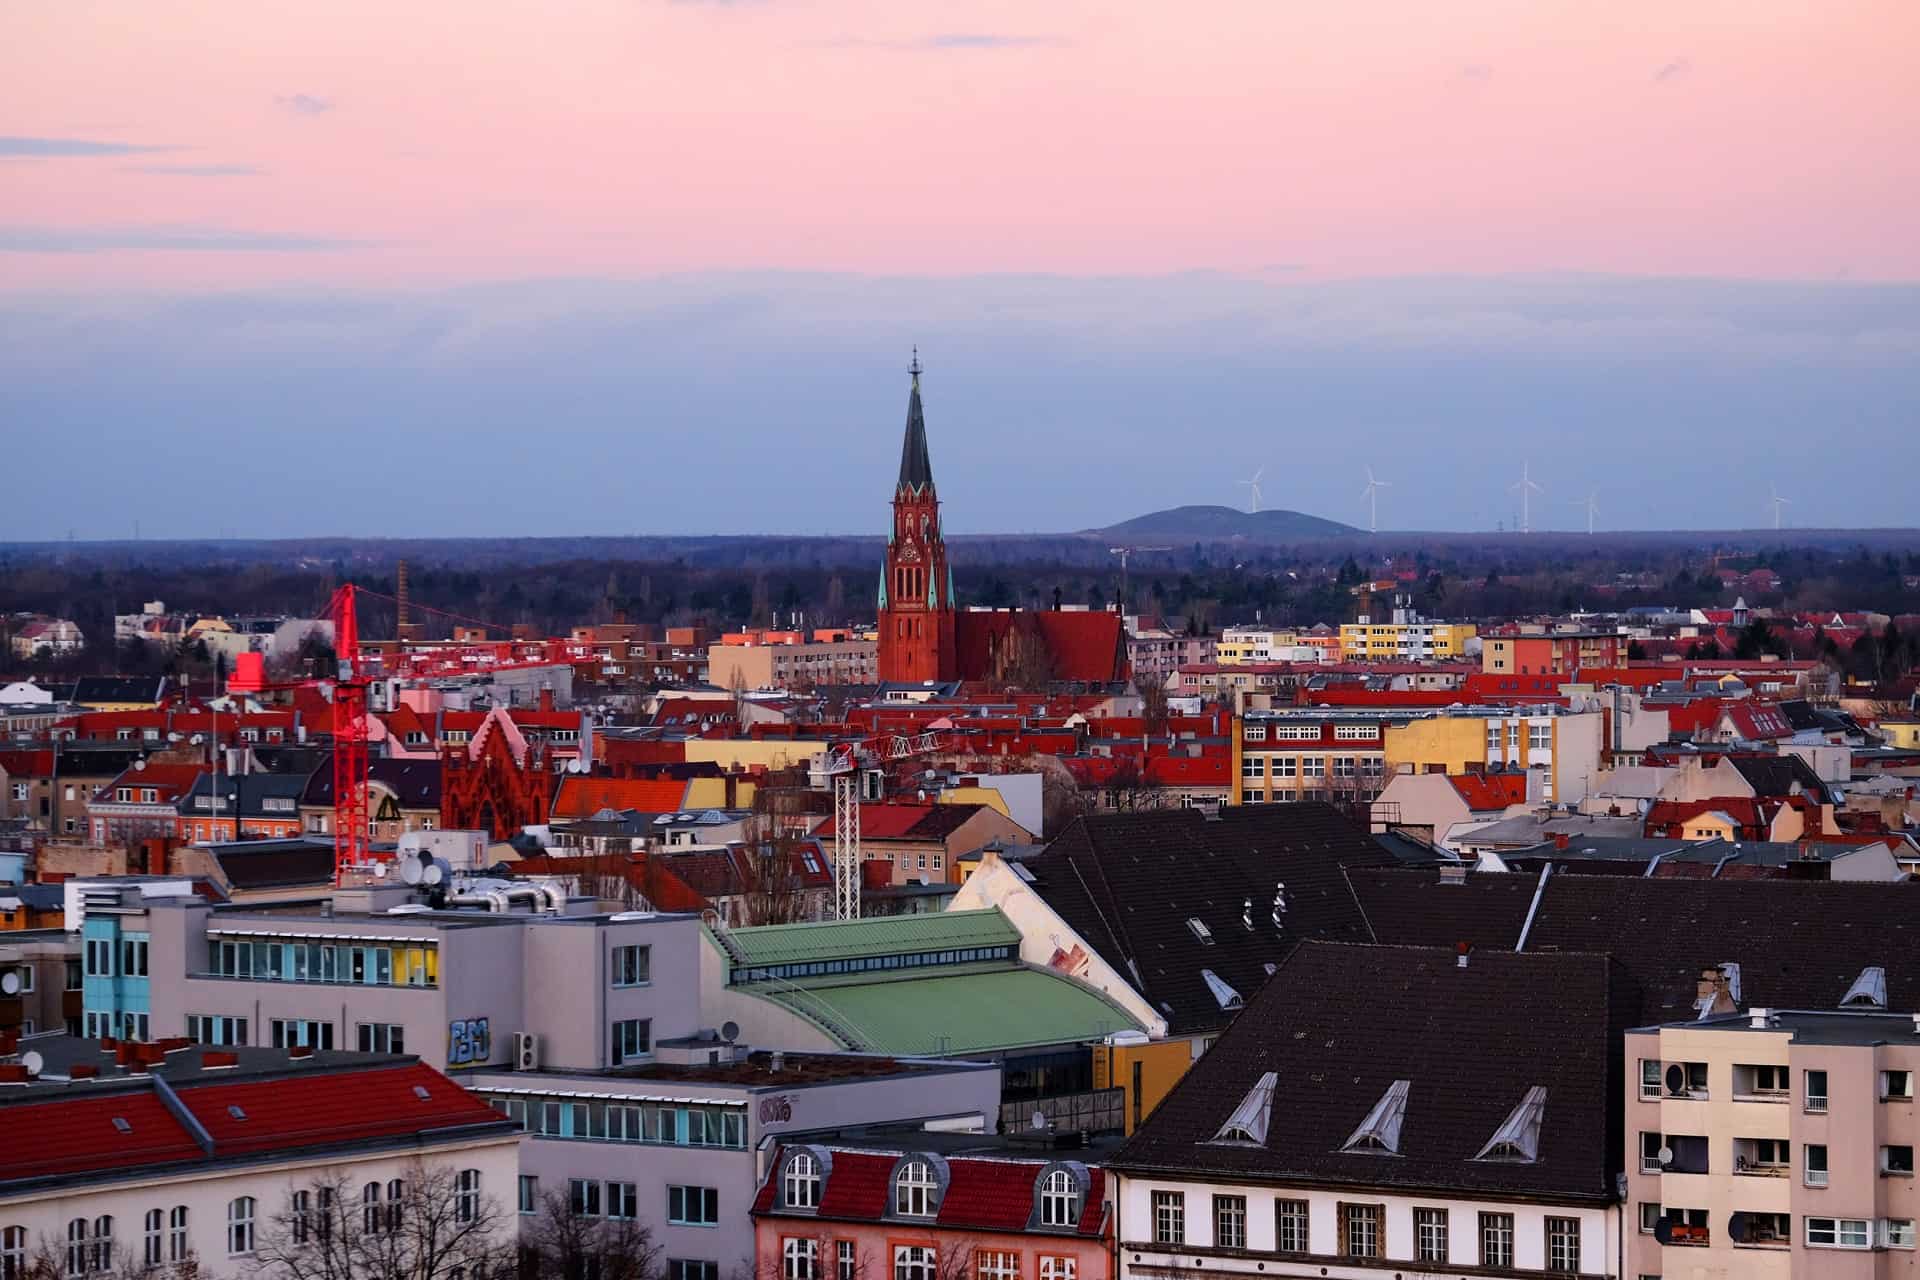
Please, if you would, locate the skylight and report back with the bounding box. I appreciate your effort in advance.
[1201,968,1243,1011]
[413,1085,432,1100]
[1341,1080,1410,1155]
[1212,1072,1277,1145]
[228,1105,247,1120]
[1186,918,1214,945]
[1841,966,1888,1009]
[1475,1086,1548,1162]
[112,1117,132,1134]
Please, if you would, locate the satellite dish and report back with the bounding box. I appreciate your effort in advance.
[1030,1111,1048,1131]
[1652,1215,1675,1246]
[372,863,388,878]
[423,862,445,886]
[721,1021,740,1043]
[20,1051,43,1077]
[0,971,17,995]
[1728,1212,1750,1244]
[1665,1064,1687,1095]
[134,758,148,772]
[1657,1145,1675,1167]
[401,855,423,886]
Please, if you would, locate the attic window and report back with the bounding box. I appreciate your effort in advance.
[228,1105,247,1120]
[112,1117,132,1135]
[1201,968,1243,1011]
[1341,1080,1410,1156]
[1841,966,1888,1010]
[1186,918,1214,946]
[1475,1086,1548,1162]
[1212,1071,1277,1145]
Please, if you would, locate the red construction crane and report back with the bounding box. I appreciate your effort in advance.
[327,584,371,881]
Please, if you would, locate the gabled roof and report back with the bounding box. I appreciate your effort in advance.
[1023,804,1388,1035]
[814,802,993,842]
[1449,771,1528,812]
[753,1146,1106,1236]
[1113,942,1621,1202]
[300,755,443,808]
[551,776,689,820]
[0,1061,509,1192]
[1349,867,1920,1026]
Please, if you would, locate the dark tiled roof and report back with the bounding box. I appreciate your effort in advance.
[1027,804,1388,1035]
[1351,867,1920,1025]
[209,839,336,890]
[301,756,444,808]
[1725,751,1828,799]
[898,369,935,491]
[1113,942,1623,1202]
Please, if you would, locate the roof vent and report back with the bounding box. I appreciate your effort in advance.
[1749,1007,1773,1028]
[1212,1071,1277,1145]
[413,1085,431,1100]
[228,1105,246,1120]
[1201,968,1243,1011]
[1841,966,1888,1010]
[112,1117,132,1135]
[1474,1086,1547,1162]
[1341,1079,1410,1155]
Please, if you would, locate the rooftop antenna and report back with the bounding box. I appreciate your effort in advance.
[1570,489,1599,535]
[1361,466,1390,534]
[1768,482,1790,531]
[1509,461,1543,534]
[1239,467,1265,514]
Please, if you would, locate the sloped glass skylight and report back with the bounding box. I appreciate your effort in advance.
[1201,968,1243,1011]
[1212,1071,1277,1145]
[1475,1086,1547,1162]
[1841,966,1888,1009]
[1341,1079,1410,1155]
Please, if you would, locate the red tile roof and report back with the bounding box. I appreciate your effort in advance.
[551,776,690,819]
[0,1061,505,1187]
[1449,772,1529,812]
[755,1147,1106,1236]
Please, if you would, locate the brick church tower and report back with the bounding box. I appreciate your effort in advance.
[876,352,956,683]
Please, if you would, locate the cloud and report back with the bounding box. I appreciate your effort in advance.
[122,163,265,178]
[0,135,178,157]
[1653,58,1691,83]
[0,224,367,253]
[824,32,1066,50]
[274,93,334,116]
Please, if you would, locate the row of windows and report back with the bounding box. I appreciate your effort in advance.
[1639,1061,1909,1108]
[779,1241,1078,1280]
[734,946,1013,985]
[1640,1130,1912,1181]
[206,937,439,987]
[1241,755,1385,779]
[82,1011,149,1041]
[1637,1203,1913,1249]
[483,1094,748,1149]
[82,936,148,979]
[187,1014,403,1053]
[1147,1192,1580,1271]
[0,1202,250,1277]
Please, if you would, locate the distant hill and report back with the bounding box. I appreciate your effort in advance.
[1096,504,1359,541]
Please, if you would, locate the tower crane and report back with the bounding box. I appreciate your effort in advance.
[811,731,946,920]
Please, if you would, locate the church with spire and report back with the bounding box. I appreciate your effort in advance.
[876,351,957,683]
[875,354,1130,689]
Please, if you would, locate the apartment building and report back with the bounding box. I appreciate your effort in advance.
[1484,630,1630,677]
[0,1044,519,1280]
[1113,943,1621,1280]
[1625,996,1920,1278]
[705,638,878,691]
[1233,706,1604,808]
[1339,600,1477,661]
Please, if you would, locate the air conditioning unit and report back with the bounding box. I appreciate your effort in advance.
[513,1031,540,1072]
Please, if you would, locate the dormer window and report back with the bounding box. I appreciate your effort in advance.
[1037,1167,1080,1227]
[1841,966,1888,1009]
[782,1151,820,1210]
[1341,1080,1410,1155]
[894,1159,938,1217]
[1475,1086,1547,1162]
[1213,1072,1277,1145]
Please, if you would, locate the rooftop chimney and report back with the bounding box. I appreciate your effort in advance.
[1749,1007,1773,1028]
[1456,941,1472,969]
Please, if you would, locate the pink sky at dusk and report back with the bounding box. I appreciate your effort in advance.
[3,0,1917,289]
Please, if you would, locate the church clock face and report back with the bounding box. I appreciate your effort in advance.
[899,542,922,563]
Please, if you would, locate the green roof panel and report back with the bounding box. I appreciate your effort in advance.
[753,965,1144,1056]
[722,908,1021,969]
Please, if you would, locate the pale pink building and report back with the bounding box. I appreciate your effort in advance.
[751,1144,1111,1280]
[1625,992,1920,1277]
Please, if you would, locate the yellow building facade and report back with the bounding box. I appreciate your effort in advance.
[1338,620,1477,661]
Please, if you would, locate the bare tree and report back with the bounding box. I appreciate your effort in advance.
[1101,758,1165,813]
[252,1161,514,1280]
[518,1189,661,1280]
[1136,670,1172,739]
[739,771,820,925]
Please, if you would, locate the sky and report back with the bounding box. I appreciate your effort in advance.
[2,0,1917,538]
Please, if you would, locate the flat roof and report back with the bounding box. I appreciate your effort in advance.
[1640,1009,1920,1047]
[722,908,1019,968]
[493,1050,987,1090]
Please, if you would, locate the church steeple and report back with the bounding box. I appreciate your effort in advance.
[897,347,935,494]
[877,349,955,684]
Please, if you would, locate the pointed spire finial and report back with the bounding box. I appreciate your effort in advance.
[909,345,922,379]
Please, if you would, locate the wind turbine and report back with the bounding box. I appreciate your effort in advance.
[1239,467,1265,514]
[1569,489,1599,535]
[1509,461,1543,534]
[1361,466,1390,534]
[1769,483,1790,531]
